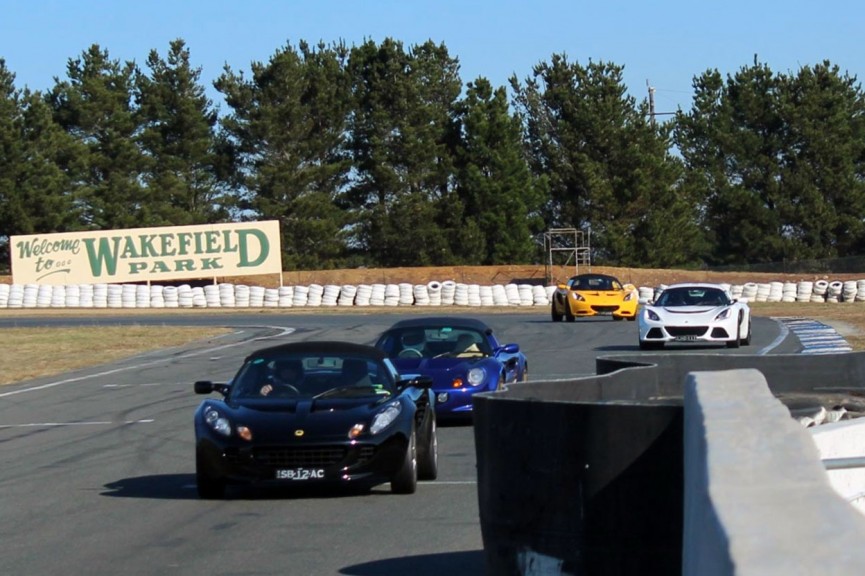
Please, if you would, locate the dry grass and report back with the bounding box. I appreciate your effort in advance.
[0,325,231,386]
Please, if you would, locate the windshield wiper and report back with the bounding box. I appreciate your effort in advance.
[313,385,383,399]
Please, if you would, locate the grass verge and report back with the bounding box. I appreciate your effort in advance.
[0,325,231,386]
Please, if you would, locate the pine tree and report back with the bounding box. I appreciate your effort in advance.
[0,60,79,267]
[450,77,545,264]
[345,39,462,266]
[47,45,147,230]
[215,40,352,269]
[512,55,699,266]
[136,39,232,225]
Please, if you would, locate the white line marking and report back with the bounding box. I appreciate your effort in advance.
[0,419,154,429]
[759,320,790,355]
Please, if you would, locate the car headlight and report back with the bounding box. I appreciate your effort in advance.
[204,407,232,437]
[467,368,486,387]
[570,292,585,302]
[624,291,635,301]
[714,308,732,321]
[646,309,660,321]
[370,402,402,435]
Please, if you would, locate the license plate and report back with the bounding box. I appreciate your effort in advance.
[275,468,325,480]
[675,336,699,342]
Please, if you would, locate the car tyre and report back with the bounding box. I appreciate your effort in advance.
[727,313,744,348]
[496,374,506,391]
[551,303,563,322]
[196,452,226,499]
[564,302,575,322]
[391,425,418,494]
[741,317,752,346]
[417,414,438,481]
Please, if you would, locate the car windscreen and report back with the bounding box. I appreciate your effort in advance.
[569,276,620,290]
[229,353,396,400]
[378,326,491,359]
[655,287,730,307]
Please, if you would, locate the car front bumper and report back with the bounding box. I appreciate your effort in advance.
[638,322,736,344]
[195,432,409,488]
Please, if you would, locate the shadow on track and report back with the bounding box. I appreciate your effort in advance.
[340,550,485,576]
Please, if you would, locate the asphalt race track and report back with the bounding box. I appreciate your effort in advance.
[0,312,799,576]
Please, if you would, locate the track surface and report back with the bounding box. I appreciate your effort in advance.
[0,313,794,575]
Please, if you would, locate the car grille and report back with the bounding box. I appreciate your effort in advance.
[591,305,619,313]
[666,326,709,337]
[251,446,375,467]
[711,327,731,338]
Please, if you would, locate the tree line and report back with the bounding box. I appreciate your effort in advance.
[1,38,863,271]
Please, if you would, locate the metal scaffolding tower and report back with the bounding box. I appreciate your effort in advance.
[544,228,591,284]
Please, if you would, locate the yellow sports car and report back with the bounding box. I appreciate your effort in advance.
[550,273,639,321]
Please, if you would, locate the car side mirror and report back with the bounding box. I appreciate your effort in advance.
[194,381,229,396]
[194,380,213,394]
[499,343,520,354]
[397,375,433,389]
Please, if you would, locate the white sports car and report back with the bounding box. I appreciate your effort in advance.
[638,283,751,350]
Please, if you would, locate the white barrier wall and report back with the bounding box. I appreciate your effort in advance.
[810,420,865,515]
[1,279,864,309]
[683,370,865,576]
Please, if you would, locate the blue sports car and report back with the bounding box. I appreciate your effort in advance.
[374,317,528,420]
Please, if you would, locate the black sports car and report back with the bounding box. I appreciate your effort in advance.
[193,341,437,498]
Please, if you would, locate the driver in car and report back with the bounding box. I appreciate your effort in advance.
[261,359,304,396]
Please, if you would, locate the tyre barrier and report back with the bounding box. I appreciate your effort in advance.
[1,279,864,309]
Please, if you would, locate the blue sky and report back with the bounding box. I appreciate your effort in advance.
[1,0,861,114]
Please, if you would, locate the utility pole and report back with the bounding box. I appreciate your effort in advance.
[647,80,656,125]
[646,80,676,125]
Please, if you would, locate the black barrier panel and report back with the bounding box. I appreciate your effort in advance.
[474,390,683,575]
[473,351,865,575]
[597,352,865,409]
[596,352,865,396]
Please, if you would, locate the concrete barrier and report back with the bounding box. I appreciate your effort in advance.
[683,370,865,575]
[473,352,865,575]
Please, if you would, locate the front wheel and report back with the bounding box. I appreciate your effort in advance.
[741,317,752,346]
[417,414,438,481]
[727,315,743,348]
[391,426,418,494]
[196,452,225,499]
[551,303,563,322]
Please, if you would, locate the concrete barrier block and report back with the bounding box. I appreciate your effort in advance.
[683,369,865,576]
